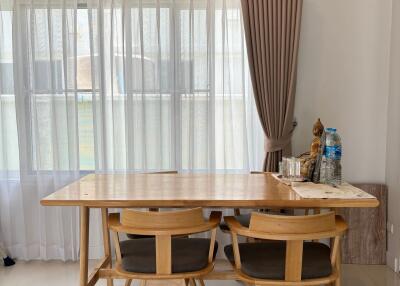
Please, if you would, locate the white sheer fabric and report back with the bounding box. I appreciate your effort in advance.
[0,0,263,260]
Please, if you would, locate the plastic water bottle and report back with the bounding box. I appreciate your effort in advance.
[321,128,342,186]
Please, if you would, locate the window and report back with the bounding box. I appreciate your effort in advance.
[0,10,19,172]
[2,0,263,172]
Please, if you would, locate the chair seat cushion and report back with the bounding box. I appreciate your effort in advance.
[224,241,332,280]
[120,238,218,274]
[219,214,251,232]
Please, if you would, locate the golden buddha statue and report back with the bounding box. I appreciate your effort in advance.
[298,118,325,181]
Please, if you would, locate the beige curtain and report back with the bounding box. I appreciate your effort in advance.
[241,0,303,171]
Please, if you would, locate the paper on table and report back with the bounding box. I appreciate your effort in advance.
[291,182,376,199]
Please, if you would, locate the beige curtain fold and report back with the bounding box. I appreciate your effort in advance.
[241,0,303,171]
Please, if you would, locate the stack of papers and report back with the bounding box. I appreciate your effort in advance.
[291,182,376,199]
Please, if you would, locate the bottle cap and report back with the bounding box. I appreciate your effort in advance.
[326,127,337,132]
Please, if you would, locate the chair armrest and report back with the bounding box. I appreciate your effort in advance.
[224,216,252,236]
[108,213,121,231]
[207,212,221,263]
[335,215,348,235]
[224,216,244,269]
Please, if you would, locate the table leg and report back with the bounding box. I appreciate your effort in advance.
[101,208,114,286]
[80,206,90,286]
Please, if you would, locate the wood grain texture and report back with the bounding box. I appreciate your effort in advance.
[337,183,387,265]
[40,173,379,208]
[108,211,221,236]
[225,215,348,241]
[249,211,336,234]
[156,235,172,275]
[121,208,205,229]
[285,240,303,282]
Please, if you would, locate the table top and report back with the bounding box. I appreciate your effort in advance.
[40,173,379,208]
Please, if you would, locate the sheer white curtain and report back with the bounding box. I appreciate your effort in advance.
[0,0,263,260]
[85,0,263,171]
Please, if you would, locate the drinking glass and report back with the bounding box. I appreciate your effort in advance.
[281,157,289,178]
[295,158,301,180]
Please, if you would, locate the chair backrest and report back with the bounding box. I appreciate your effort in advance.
[112,208,220,276]
[249,212,337,282]
[249,211,336,234]
[121,207,205,230]
[121,208,206,275]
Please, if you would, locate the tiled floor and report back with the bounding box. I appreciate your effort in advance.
[0,260,399,286]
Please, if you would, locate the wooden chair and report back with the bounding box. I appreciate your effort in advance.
[108,208,222,286]
[224,211,348,286]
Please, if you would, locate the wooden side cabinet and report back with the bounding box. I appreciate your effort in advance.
[337,184,387,264]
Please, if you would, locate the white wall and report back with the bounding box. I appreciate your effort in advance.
[294,0,400,270]
[293,0,392,183]
[386,0,400,271]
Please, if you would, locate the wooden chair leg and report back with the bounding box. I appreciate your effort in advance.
[198,278,205,286]
[336,251,342,286]
[189,278,197,286]
[140,280,147,286]
[184,278,190,286]
[79,206,90,286]
[124,279,132,286]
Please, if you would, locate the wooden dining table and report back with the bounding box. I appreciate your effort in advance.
[40,173,379,286]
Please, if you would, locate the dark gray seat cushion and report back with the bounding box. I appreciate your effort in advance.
[120,238,218,273]
[219,214,251,232]
[224,241,332,280]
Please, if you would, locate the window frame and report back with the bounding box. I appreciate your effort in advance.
[16,1,249,172]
